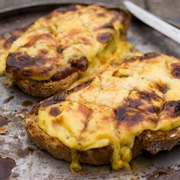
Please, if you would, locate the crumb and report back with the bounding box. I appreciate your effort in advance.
[0,126,8,134]
[16,19,21,23]
[15,113,25,119]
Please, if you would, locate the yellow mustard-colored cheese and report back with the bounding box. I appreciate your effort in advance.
[37,53,180,171]
[1,4,136,82]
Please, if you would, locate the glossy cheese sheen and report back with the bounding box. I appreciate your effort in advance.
[37,53,180,171]
[4,4,134,82]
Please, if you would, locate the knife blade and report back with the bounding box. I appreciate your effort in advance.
[124,1,180,44]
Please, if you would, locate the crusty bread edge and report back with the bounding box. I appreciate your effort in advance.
[16,72,79,97]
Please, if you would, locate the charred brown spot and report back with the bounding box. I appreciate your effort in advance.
[119,74,129,78]
[0,26,25,44]
[6,53,54,80]
[171,63,180,79]
[128,114,144,126]
[129,95,160,114]
[6,53,32,68]
[57,46,64,54]
[6,53,34,76]
[110,61,120,67]
[79,104,92,120]
[120,10,131,25]
[22,70,32,77]
[97,32,112,44]
[122,114,144,127]
[54,91,69,101]
[71,56,88,71]
[141,52,161,61]
[112,70,119,77]
[129,99,143,108]
[119,29,125,37]
[161,100,180,117]
[115,107,144,126]
[155,83,169,94]
[40,49,48,55]
[56,5,77,13]
[24,35,38,47]
[72,79,93,93]
[52,119,62,128]
[97,13,106,17]
[115,107,126,121]
[125,56,140,63]
[4,35,18,49]
[50,107,61,117]
[109,10,122,23]
[24,34,53,47]
[146,106,160,114]
[51,67,78,81]
[110,9,130,25]
[79,37,91,45]
[112,70,129,77]
[79,104,92,132]
[139,91,160,102]
[43,91,69,107]
[102,23,114,29]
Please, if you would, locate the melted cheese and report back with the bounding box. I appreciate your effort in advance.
[37,53,180,171]
[1,4,138,83]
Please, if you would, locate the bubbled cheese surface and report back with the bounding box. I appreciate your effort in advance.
[37,53,180,170]
[1,4,136,82]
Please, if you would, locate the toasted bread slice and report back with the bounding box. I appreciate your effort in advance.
[24,105,180,166]
[25,53,180,172]
[5,4,135,97]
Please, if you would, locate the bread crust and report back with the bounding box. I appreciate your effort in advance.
[16,71,79,97]
[137,128,180,155]
[24,103,180,166]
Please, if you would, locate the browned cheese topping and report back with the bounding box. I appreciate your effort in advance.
[1,5,137,85]
[37,53,180,171]
[0,28,26,75]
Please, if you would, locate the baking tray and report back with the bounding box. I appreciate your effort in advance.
[0,2,180,180]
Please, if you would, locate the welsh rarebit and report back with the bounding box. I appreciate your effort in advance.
[25,53,180,173]
[4,4,135,97]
